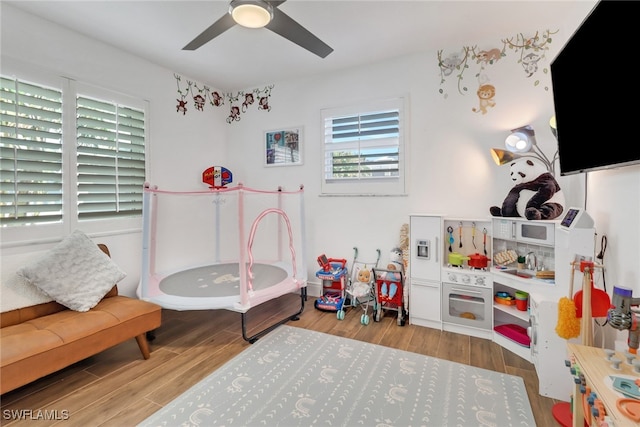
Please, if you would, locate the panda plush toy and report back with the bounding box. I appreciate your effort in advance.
[490,158,565,220]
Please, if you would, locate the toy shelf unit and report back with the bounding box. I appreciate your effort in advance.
[493,280,533,362]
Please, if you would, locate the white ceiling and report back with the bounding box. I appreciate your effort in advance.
[5,0,596,91]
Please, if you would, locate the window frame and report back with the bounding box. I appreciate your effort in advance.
[0,66,148,247]
[320,96,408,196]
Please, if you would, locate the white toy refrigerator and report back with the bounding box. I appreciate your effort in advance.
[408,214,443,329]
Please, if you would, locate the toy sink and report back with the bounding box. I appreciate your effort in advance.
[500,269,534,279]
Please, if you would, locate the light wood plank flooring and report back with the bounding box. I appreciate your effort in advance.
[1,293,561,426]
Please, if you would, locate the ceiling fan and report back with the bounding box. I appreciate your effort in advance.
[183,0,333,58]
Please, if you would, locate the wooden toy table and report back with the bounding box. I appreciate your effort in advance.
[567,343,640,427]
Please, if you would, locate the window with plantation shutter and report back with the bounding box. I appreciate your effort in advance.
[321,97,407,196]
[1,69,147,245]
[0,77,64,226]
[76,96,145,220]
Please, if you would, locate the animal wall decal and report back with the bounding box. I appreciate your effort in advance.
[174,74,273,123]
[437,29,558,115]
[471,83,496,115]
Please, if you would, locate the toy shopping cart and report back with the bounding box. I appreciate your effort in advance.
[372,267,406,326]
[342,247,381,325]
[314,255,348,316]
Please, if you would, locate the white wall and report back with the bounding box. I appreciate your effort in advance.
[224,13,631,284]
[2,2,638,348]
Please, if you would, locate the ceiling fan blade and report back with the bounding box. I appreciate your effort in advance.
[266,7,333,58]
[183,13,236,51]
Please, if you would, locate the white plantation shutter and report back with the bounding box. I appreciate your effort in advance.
[76,96,145,219]
[321,97,406,195]
[1,70,147,243]
[0,77,64,226]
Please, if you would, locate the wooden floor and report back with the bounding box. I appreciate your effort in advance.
[1,292,561,426]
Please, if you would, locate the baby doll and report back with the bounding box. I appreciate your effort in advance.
[381,247,403,299]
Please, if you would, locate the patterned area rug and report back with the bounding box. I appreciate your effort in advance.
[140,325,535,426]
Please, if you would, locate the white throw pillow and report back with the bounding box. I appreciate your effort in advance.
[16,230,126,312]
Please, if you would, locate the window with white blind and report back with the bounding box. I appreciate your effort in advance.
[0,74,147,243]
[1,77,64,226]
[321,97,407,195]
[76,96,146,220]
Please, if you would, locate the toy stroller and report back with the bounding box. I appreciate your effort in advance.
[341,247,381,325]
[314,254,348,315]
[372,267,406,326]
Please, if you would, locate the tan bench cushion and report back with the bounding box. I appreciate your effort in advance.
[1,295,162,394]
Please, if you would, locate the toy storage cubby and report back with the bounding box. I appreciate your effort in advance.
[493,281,532,361]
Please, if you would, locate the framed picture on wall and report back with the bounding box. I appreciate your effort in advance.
[264,127,303,167]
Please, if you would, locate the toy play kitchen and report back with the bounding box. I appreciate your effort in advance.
[441,218,494,339]
[410,210,598,402]
[409,216,493,333]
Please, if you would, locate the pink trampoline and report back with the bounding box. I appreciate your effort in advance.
[137,183,307,342]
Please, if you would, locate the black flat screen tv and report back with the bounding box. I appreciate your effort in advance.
[550,0,640,176]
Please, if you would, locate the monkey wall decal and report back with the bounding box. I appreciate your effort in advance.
[226,106,241,123]
[211,91,223,107]
[176,98,188,115]
[471,84,496,115]
[258,96,271,111]
[242,93,254,113]
[174,74,273,122]
[193,94,205,111]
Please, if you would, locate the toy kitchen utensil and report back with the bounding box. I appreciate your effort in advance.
[447,226,454,252]
[468,253,490,269]
[458,222,463,248]
[448,251,470,266]
[472,222,477,249]
[482,228,487,255]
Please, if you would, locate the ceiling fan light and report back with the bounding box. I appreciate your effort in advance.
[230,1,273,28]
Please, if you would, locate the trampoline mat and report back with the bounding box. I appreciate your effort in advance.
[159,263,289,298]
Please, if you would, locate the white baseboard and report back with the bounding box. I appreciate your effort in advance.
[306,281,322,298]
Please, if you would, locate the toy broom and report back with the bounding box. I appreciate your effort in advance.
[555,263,580,339]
